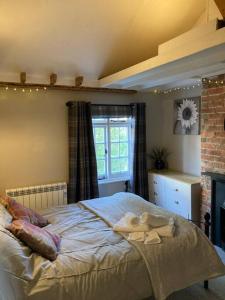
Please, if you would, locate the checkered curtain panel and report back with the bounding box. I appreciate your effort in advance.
[130,103,149,200]
[67,101,99,202]
[91,104,132,118]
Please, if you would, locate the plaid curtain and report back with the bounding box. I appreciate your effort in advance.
[130,103,149,200]
[91,104,132,118]
[67,101,99,202]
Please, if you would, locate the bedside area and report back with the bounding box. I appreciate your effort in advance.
[148,170,201,222]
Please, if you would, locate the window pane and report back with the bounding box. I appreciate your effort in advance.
[97,159,105,176]
[111,158,120,173]
[111,143,119,157]
[93,118,107,124]
[94,127,105,143]
[119,127,128,141]
[120,143,128,157]
[110,127,119,142]
[120,158,128,172]
[96,144,105,158]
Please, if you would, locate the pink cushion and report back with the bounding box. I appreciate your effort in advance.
[0,195,48,227]
[7,220,61,261]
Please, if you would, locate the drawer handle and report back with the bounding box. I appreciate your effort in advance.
[175,200,179,205]
[154,192,158,196]
[174,189,179,192]
[153,181,157,184]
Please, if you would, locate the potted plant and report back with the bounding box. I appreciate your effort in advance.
[148,147,170,170]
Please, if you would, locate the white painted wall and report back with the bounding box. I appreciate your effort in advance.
[0,86,201,199]
[0,89,135,197]
[140,87,201,176]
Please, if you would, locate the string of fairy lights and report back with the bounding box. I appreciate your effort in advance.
[0,76,224,94]
[150,82,202,95]
[2,86,48,93]
[202,77,225,85]
[149,77,225,95]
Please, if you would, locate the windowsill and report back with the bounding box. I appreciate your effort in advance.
[98,177,130,185]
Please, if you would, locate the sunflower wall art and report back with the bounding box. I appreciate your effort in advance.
[173,97,200,135]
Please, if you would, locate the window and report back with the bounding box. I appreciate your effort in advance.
[93,117,131,181]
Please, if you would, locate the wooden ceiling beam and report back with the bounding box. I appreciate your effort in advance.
[0,81,136,94]
[214,0,225,19]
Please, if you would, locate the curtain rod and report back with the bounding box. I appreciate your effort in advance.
[66,102,136,107]
[66,102,139,107]
[91,104,134,107]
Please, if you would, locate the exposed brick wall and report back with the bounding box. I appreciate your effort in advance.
[201,76,225,221]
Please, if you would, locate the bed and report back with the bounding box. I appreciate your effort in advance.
[0,192,224,300]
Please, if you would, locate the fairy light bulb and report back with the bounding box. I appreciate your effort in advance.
[5,86,8,90]
[13,88,17,91]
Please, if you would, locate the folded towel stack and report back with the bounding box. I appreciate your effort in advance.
[113,212,175,244]
[140,212,170,227]
[113,212,149,232]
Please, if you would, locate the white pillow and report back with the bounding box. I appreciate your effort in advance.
[0,203,12,227]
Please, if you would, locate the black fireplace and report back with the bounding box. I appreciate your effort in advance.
[204,172,225,251]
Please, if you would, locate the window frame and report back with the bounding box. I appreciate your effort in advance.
[93,117,131,182]
[93,124,108,180]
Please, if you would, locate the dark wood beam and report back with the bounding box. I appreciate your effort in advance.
[214,0,225,19]
[0,81,137,94]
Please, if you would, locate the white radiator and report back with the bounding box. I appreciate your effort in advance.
[6,182,67,210]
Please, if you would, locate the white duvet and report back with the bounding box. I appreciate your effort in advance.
[0,192,224,300]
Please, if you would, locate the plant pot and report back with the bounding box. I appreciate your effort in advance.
[154,159,165,170]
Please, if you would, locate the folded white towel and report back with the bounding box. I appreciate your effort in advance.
[113,213,175,240]
[128,232,145,242]
[140,212,171,228]
[144,231,161,244]
[152,218,175,237]
[124,212,139,226]
[113,214,150,232]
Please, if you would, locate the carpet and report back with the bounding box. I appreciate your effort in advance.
[168,276,225,300]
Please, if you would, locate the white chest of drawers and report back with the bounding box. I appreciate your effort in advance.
[148,170,201,221]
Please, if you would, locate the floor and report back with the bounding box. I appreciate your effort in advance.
[168,246,225,299]
[168,276,225,300]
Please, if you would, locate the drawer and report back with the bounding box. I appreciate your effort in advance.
[148,174,163,193]
[165,178,190,202]
[148,174,165,208]
[166,195,188,218]
[164,178,190,219]
[149,191,155,204]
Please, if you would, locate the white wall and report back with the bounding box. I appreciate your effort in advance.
[0,86,201,199]
[140,87,201,176]
[0,89,136,196]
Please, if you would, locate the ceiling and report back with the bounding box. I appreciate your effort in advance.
[0,0,206,85]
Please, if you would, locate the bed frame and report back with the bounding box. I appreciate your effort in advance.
[203,212,211,289]
[188,212,211,289]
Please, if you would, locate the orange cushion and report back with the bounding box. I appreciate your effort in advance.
[7,220,61,261]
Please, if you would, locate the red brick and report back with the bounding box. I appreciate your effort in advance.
[201,76,225,222]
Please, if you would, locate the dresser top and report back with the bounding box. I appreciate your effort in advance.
[149,169,201,185]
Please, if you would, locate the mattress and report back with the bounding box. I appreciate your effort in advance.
[0,192,224,300]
